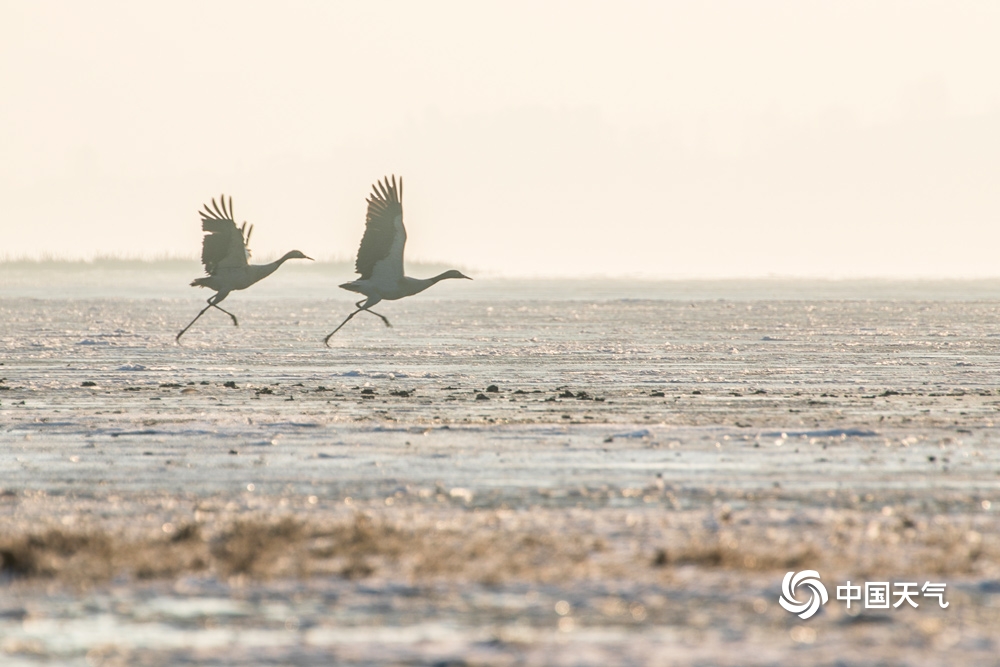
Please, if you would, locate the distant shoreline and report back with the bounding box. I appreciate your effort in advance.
[4,258,1000,282]
[5,262,1000,301]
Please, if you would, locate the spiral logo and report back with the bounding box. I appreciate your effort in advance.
[779,570,829,620]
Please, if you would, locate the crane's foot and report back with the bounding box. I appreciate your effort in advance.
[211,303,239,326]
[366,309,391,328]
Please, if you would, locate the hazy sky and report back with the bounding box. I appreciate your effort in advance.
[3,1,1000,277]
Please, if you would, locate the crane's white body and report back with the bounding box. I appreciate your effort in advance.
[193,258,296,294]
[340,275,448,304]
[324,176,470,344]
[338,206,409,304]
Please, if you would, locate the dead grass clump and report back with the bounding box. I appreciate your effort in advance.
[170,522,202,543]
[0,541,37,576]
[208,514,408,578]
[855,522,997,578]
[132,538,210,580]
[410,529,596,585]
[0,529,114,580]
[0,515,412,583]
[322,514,407,578]
[211,517,306,576]
[339,558,376,579]
[652,539,820,572]
[322,513,407,559]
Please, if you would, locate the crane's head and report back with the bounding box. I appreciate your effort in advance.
[441,269,472,281]
[284,250,314,261]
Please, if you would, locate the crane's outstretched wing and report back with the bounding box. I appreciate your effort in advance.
[355,175,405,282]
[198,195,252,274]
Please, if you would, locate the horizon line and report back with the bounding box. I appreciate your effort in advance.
[6,256,1000,282]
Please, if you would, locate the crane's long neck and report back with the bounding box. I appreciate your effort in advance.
[403,271,457,297]
[249,252,298,282]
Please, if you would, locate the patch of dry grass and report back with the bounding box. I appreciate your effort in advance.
[2,507,998,586]
[0,529,115,580]
[652,539,820,572]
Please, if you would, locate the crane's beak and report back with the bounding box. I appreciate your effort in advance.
[304,255,314,261]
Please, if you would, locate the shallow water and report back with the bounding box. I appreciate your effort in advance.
[1,270,999,665]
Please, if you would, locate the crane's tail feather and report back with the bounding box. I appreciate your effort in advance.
[339,281,365,294]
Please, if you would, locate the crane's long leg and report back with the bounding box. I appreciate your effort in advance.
[351,299,391,328]
[362,309,391,327]
[211,303,239,326]
[324,308,363,346]
[323,306,392,347]
[176,302,213,343]
[177,294,233,343]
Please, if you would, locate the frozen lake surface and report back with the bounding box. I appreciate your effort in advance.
[1,266,999,665]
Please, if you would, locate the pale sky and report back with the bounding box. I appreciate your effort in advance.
[2,1,1000,277]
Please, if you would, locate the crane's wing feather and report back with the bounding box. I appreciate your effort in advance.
[355,175,405,282]
[198,195,250,274]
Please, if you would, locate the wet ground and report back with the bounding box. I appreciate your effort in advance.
[2,280,1000,665]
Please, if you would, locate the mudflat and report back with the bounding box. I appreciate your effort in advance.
[1,282,999,665]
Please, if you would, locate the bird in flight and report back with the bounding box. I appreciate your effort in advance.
[176,195,312,342]
[324,175,471,345]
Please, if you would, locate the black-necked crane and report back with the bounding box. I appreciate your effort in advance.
[176,195,312,342]
[324,176,471,346]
